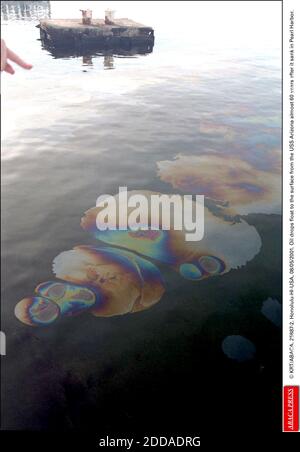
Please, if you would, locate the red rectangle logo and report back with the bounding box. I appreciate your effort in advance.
[283,386,299,432]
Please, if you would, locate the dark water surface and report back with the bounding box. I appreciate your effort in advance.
[1,1,282,432]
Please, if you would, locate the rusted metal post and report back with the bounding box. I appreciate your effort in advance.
[105,9,115,25]
[80,9,92,25]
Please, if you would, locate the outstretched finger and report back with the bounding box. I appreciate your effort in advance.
[1,40,7,71]
[4,63,15,74]
[7,48,32,69]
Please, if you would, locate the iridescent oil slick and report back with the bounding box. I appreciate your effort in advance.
[35,281,98,316]
[15,296,60,327]
[157,154,281,215]
[2,0,282,434]
[53,245,165,317]
[15,187,262,326]
[81,190,262,279]
[15,245,165,324]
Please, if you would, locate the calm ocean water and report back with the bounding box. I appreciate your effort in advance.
[1,1,282,431]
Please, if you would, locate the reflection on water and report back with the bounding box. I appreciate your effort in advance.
[41,48,153,71]
[103,55,114,70]
[1,1,282,432]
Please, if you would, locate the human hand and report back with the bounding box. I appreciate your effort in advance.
[1,39,32,74]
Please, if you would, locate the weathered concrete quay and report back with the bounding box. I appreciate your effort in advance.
[38,10,154,53]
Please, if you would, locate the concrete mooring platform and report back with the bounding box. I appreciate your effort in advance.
[38,16,155,53]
